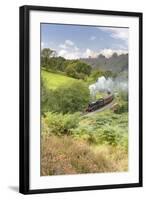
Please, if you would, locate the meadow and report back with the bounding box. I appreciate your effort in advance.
[41,70,78,90]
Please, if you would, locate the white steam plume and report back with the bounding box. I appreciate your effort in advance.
[89,76,128,97]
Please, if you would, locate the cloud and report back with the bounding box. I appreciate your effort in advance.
[98,27,128,42]
[98,48,128,58]
[59,39,75,49]
[84,48,98,58]
[74,46,79,51]
[83,48,128,59]
[41,41,50,49]
[90,36,96,41]
[59,44,67,49]
[58,49,81,59]
[58,40,81,59]
[58,49,67,57]
[65,39,74,46]
[58,38,128,59]
[58,47,128,59]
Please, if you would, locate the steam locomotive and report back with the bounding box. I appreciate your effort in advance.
[86,94,114,112]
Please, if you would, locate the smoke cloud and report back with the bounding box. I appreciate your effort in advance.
[89,76,128,97]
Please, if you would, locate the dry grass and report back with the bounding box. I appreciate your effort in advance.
[93,145,128,172]
[41,135,128,176]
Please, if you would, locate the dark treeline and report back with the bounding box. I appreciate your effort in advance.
[41,48,120,81]
[80,53,128,72]
[41,48,92,80]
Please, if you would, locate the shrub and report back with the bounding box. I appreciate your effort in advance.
[41,84,58,114]
[44,112,80,135]
[41,81,90,114]
[55,81,90,113]
[118,90,128,101]
[86,133,98,144]
[113,102,128,114]
[96,126,122,146]
[119,134,128,152]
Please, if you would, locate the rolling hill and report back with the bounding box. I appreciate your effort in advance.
[41,70,80,90]
[80,53,128,72]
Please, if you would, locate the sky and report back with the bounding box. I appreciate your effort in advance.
[41,23,128,59]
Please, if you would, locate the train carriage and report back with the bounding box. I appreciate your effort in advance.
[104,94,114,105]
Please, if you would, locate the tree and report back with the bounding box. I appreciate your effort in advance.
[75,61,92,76]
[55,56,66,71]
[91,69,117,81]
[65,64,77,78]
[91,70,105,80]
[41,48,56,67]
[65,61,92,79]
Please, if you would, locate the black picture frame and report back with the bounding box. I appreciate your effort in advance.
[19,5,143,194]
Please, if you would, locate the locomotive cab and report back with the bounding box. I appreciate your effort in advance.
[86,93,114,113]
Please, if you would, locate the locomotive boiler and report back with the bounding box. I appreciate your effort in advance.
[86,94,114,112]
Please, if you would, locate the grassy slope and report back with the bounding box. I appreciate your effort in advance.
[42,70,107,101]
[41,70,78,90]
[41,109,128,175]
[41,69,128,175]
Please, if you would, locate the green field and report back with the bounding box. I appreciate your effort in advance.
[41,70,79,90]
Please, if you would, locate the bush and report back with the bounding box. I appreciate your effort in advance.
[44,112,80,135]
[96,127,122,146]
[113,102,128,114]
[118,91,128,101]
[41,81,90,114]
[41,82,58,114]
[119,134,128,152]
[55,81,90,113]
[72,125,98,144]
